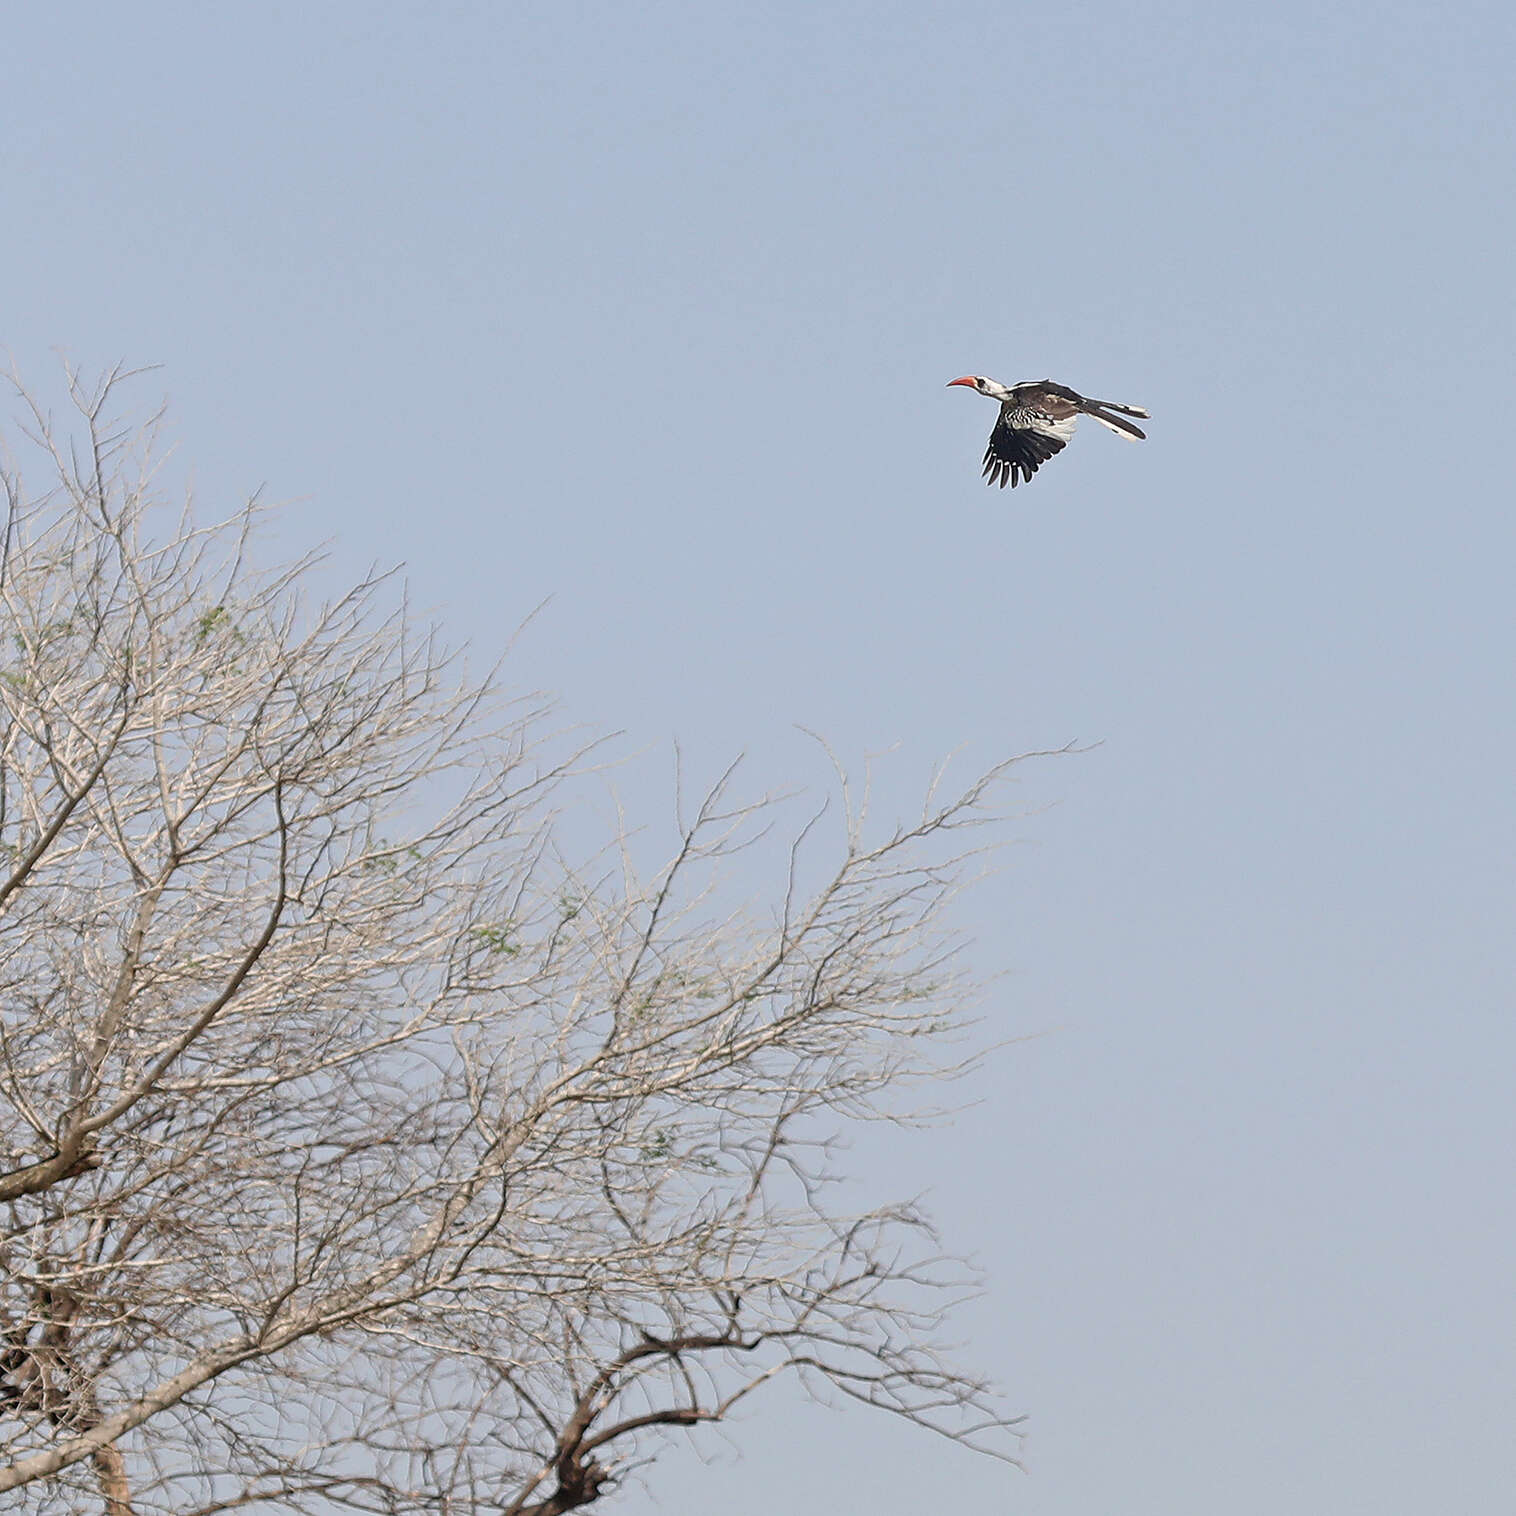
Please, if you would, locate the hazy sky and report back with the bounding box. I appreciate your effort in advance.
[4,3,1513,1512]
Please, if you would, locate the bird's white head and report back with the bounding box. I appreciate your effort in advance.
[947,375,1012,401]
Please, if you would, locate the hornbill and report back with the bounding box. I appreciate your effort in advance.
[947,376,1149,488]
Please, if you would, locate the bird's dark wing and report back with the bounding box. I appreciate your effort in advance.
[982,408,1078,488]
[1028,380,1085,408]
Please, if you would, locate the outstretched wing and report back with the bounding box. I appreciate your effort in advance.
[982,408,1079,488]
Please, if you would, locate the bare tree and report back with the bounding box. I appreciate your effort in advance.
[0,367,1031,1514]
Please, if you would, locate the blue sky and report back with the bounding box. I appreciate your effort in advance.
[4,3,1513,1511]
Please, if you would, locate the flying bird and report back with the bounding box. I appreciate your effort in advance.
[947,376,1149,488]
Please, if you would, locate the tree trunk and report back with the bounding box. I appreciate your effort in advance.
[93,1444,132,1516]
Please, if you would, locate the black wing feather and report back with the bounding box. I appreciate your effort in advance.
[982,412,1070,489]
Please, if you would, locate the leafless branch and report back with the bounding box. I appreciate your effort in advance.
[0,366,1042,1515]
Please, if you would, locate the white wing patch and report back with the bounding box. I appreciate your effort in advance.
[1007,408,1078,441]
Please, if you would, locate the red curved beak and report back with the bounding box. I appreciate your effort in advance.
[946,376,978,389]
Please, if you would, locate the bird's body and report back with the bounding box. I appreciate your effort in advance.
[947,376,1149,488]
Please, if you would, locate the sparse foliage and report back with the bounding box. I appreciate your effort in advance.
[0,368,1028,1514]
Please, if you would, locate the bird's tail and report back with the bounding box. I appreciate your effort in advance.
[1081,401,1148,441]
